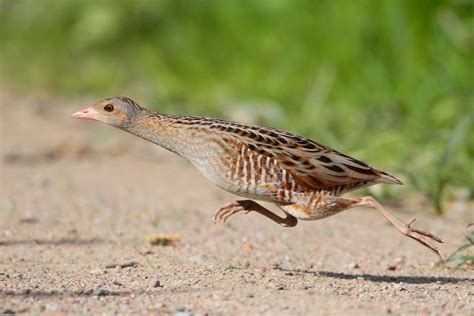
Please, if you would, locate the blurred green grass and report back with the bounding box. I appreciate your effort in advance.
[1,0,472,211]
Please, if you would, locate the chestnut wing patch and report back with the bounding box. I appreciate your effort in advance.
[211,120,401,192]
[237,131,389,191]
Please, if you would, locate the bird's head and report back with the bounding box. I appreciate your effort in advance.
[71,97,145,128]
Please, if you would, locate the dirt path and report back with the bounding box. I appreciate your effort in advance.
[1,93,472,315]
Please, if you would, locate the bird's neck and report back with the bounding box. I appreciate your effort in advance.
[120,113,193,157]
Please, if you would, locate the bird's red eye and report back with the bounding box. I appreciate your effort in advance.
[104,104,114,112]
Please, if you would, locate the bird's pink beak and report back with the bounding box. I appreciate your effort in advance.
[71,106,99,120]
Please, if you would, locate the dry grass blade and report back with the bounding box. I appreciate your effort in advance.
[148,233,181,246]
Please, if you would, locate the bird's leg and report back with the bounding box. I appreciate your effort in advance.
[283,195,444,260]
[213,200,297,227]
[350,196,444,260]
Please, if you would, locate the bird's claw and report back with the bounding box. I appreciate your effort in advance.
[404,217,444,261]
[406,217,444,243]
[213,201,250,224]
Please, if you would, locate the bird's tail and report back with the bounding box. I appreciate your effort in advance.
[376,170,403,185]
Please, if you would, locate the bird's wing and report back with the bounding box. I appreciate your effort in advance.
[226,126,402,191]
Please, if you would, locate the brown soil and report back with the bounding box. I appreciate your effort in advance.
[1,91,472,315]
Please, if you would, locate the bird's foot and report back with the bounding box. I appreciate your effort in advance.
[404,218,444,261]
[213,201,251,224]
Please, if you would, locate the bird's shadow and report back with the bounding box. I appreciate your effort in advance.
[0,238,107,246]
[274,267,473,285]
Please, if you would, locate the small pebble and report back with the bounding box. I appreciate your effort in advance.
[393,283,406,291]
[90,269,104,275]
[348,262,360,269]
[112,279,123,286]
[175,307,192,316]
[152,279,162,288]
[386,264,398,271]
[45,303,60,312]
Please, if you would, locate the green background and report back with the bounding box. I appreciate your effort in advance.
[1,0,472,212]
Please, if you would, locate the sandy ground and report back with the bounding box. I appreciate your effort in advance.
[1,92,473,315]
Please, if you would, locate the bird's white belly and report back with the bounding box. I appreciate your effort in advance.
[183,143,232,188]
[178,138,282,203]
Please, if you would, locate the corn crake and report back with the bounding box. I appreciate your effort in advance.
[72,97,443,260]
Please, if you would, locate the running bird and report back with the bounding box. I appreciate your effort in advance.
[72,97,443,259]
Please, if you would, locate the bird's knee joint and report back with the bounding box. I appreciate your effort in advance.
[361,196,375,203]
[359,196,378,207]
[282,216,297,228]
